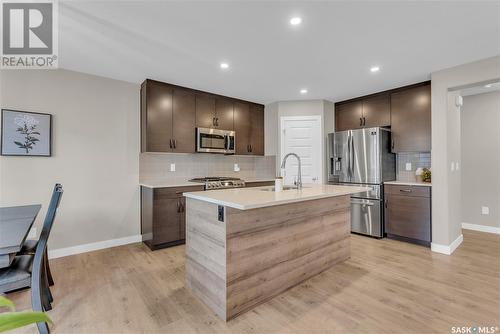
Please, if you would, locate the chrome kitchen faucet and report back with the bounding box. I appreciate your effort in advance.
[281,153,302,189]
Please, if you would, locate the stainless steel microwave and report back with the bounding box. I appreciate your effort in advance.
[196,128,235,154]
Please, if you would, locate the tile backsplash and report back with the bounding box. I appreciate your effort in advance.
[396,152,431,182]
[140,153,276,181]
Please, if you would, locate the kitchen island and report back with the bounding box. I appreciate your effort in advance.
[183,184,368,321]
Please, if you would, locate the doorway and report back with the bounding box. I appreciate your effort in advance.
[280,116,322,185]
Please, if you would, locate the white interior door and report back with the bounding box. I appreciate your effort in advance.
[280,116,322,185]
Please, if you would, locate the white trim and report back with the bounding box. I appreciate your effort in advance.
[48,235,142,259]
[431,234,463,255]
[462,222,500,234]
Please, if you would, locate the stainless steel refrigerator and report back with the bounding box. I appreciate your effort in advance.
[327,127,395,237]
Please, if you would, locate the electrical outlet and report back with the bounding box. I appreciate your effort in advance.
[481,206,489,215]
[169,163,176,172]
[405,163,412,171]
[233,163,240,172]
[28,227,37,239]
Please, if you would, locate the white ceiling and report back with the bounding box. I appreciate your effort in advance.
[58,1,500,104]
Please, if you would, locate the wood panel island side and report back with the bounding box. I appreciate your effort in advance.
[183,184,368,321]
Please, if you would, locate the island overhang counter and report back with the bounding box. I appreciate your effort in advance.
[183,184,368,321]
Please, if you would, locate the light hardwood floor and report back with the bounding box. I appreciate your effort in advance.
[7,229,500,334]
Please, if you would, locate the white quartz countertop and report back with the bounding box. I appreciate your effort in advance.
[384,181,432,187]
[183,184,370,210]
[139,177,275,188]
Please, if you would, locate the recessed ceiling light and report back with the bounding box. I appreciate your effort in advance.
[290,17,302,25]
[484,84,492,88]
[300,89,308,94]
[370,66,380,73]
[220,62,229,69]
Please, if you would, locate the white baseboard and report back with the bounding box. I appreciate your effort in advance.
[431,234,463,255]
[462,222,500,234]
[48,234,142,259]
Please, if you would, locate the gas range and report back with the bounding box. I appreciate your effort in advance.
[189,177,245,190]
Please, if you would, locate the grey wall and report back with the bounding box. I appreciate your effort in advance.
[0,69,141,250]
[461,90,500,228]
[431,55,500,248]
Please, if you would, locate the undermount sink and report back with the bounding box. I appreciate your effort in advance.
[260,185,304,192]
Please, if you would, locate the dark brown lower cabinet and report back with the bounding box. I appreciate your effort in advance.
[384,184,431,246]
[141,185,203,250]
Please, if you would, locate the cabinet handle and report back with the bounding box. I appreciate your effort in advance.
[250,145,253,152]
[169,139,173,149]
[173,139,177,149]
[177,200,181,213]
[216,117,219,127]
[400,189,412,193]
[384,199,388,208]
[360,117,363,126]
[363,117,366,126]
[391,139,395,150]
[181,202,185,212]
[212,117,216,126]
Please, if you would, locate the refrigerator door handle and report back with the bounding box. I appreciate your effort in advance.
[350,132,355,179]
[347,132,352,179]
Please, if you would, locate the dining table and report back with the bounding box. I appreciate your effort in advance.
[0,204,41,269]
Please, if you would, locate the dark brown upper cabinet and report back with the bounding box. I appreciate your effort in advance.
[335,95,390,131]
[362,94,390,128]
[335,101,363,131]
[334,81,430,153]
[234,101,251,154]
[172,88,196,153]
[234,102,264,155]
[142,79,264,155]
[141,80,196,153]
[215,97,234,130]
[141,80,173,152]
[390,84,431,153]
[195,93,216,128]
[249,104,264,155]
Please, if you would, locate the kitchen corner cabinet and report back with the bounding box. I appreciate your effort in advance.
[141,185,204,250]
[390,84,431,153]
[335,94,390,131]
[384,184,431,246]
[141,79,264,155]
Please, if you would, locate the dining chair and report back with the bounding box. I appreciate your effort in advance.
[19,187,59,287]
[0,184,63,334]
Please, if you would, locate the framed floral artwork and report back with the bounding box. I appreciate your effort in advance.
[1,109,52,156]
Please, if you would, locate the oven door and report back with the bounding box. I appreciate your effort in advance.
[196,128,234,154]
